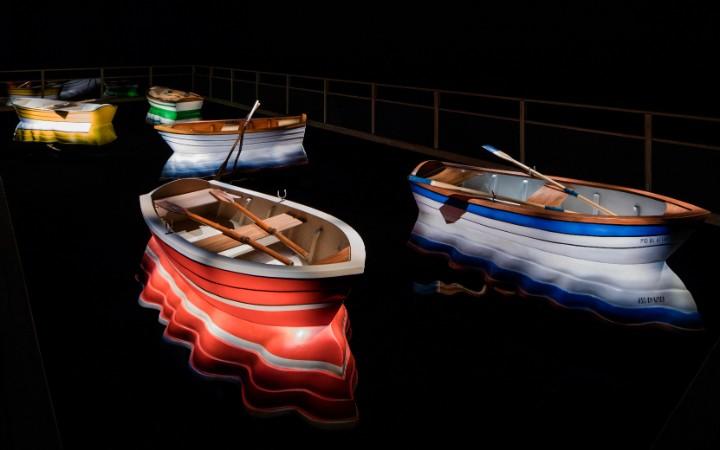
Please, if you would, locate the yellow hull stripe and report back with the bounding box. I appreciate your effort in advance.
[14,124,117,145]
[14,104,116,125]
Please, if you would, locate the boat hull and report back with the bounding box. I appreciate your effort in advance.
[410,184,702,328]
[139,236,358,426]
[158,125,308,178]
[150,234,356,307]
[13,101,117,145]
[146,97,204,124]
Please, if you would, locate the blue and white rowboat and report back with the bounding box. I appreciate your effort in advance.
[409,160,710,328]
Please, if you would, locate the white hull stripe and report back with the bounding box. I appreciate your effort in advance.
[148,98,204,112]
[16,118,92,132]
[414,193,685,264]
[412,219,696,311]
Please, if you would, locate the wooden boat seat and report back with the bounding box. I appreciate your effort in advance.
[158,188,240,212]
[433,168,475,185]
[186,213,304,258]
[526,184,568,207]
[316,247,351,265]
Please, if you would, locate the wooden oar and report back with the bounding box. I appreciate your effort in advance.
[155,200,294,266]
[214,100,261,180]
[209,189,310,260]
[481,144,618,216]
[409,175,571,212]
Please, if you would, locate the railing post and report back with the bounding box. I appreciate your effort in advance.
[191,65,196,91]
[148,66,153,87]
[371,83,377,135]
[433,91,440,149]
[285,75,290,114]
[208,66,214,98]
[99,68,104,98]
[40,69,45,98]
[519,100,526,163]
[644,113,653,191]
[230,69,234,103]
[255,72,260,100]
[323,79,328,124]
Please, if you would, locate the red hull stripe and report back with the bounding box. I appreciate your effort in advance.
[142,247,343,326]
[151,236,353,305]
[140,246,350,370]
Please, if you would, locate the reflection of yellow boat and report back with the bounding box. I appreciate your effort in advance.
[12,98,117,145]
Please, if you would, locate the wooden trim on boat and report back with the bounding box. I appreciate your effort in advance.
[154,114,307,135]
[147,86,203,102]
[412,160,710,225]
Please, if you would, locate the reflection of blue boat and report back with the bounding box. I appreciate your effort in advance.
[408,160,708,329]
[156,115,308,178]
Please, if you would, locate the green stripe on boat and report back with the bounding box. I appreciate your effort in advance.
[148,106,202,120]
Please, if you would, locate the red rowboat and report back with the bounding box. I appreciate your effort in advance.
[139,178,366,425]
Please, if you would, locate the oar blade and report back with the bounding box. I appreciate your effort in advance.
[155,200,185,215]
[481,144,514,162]
[408,175,432,185]
[245,100,261,121]
[209,188,235,204]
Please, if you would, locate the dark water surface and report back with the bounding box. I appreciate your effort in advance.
[1,102,719,448]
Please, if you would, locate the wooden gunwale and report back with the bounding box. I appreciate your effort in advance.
[154,114,307,135]
[412,160,710,225]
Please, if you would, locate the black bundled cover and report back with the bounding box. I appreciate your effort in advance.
[58,78,100,100]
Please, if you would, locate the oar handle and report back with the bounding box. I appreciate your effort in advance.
[210,190,310,259]
[182,209,294,266]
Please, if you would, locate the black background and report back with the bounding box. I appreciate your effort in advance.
[2,2,720,449]
[2,2,720,113]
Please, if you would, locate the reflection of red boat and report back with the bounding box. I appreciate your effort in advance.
[138,178,365,425]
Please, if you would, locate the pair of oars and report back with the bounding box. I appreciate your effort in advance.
[481,145,617,216]
[209,189,310,260]
[214,100,261,180]
[156,190,309,266]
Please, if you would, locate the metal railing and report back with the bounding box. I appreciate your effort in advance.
[3,64,720,212]
[193,65,720,198]
[0,65,194,106]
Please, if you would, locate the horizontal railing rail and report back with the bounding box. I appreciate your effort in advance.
[0,65,194,105]
[195,66,720,213]
[3,64,720,215]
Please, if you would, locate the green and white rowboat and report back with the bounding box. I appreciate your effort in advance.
[146,86,204,124]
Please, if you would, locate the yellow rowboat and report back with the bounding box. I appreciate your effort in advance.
[12,98,117,145]
[7,81,61,97]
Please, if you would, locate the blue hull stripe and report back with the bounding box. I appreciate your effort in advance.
[410,233,700,328]
[410,183,672,237]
